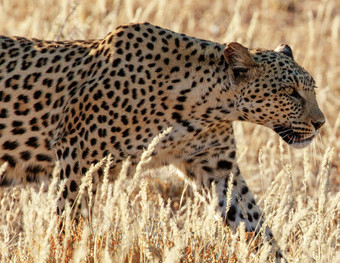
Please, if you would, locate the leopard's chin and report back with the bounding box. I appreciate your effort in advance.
[273,126,315,149]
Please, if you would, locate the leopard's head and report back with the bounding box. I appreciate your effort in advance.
[224,42,325,148]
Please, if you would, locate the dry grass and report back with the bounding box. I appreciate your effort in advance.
[0,0,339,262]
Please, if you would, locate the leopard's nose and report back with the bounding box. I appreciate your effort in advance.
[310,106,325,131]
[311,119,325,130]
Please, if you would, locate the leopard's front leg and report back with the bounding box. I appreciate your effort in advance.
[180,146,265,233]
[175,127,285,260]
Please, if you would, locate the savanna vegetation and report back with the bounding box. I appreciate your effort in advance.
[0,0,339,262]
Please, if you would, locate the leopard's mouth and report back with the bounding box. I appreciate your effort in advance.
[273,126,315,149]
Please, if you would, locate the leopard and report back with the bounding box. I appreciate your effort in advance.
[0,22,325,260]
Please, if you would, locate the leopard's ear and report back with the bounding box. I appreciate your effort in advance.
[274,44,294,59]
[224,42,256,71]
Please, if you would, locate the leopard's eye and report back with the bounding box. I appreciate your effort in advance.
[284,86,294,95]
[284,86,300,98]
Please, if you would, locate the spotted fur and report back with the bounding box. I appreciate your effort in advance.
[0,22,325,259]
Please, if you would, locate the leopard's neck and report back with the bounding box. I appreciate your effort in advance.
[104,23,240,131]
